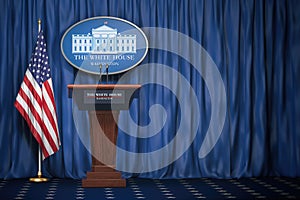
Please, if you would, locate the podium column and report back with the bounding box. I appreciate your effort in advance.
[82,110,126,187]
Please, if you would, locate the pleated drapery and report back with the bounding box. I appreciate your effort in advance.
[0,0,299,179]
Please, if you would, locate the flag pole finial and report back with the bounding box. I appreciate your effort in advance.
[38,19,42,32]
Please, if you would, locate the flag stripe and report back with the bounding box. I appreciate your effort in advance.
[44,79,56,110]
[15,75,58,157]
[20,71,58,152]
[14,98,51,158]
[17,80,43,126]
[17,72,58,155]
[23,70,42,100]
[42,80,60,144]
[41,116,59,153]
[47,80,60,145]
[16,76,57,158]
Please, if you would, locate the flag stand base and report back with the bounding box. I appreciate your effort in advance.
[29,172,49,182]
[29,177,49,182]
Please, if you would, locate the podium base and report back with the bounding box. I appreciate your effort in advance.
[82,165,126,187]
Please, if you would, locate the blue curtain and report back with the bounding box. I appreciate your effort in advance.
[0,0,300,179]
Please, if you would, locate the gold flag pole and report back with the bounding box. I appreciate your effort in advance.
[29,19,49,183]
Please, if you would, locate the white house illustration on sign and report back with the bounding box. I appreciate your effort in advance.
[72,24,136,54]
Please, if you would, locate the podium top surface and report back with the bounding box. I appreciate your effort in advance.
[67,84,141,90]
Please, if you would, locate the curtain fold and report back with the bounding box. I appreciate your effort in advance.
[0,0,299,179]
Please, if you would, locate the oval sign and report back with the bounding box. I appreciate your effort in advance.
[61,16,148,75]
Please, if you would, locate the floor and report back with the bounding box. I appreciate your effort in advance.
[1,177,300,199]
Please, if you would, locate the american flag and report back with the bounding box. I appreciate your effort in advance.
[15,30,60,159]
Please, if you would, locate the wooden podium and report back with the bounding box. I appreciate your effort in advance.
[68,84,141,187]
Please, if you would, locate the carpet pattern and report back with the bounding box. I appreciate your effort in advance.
[0,177,299,199]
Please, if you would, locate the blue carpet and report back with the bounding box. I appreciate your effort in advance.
[0,177,300,199]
